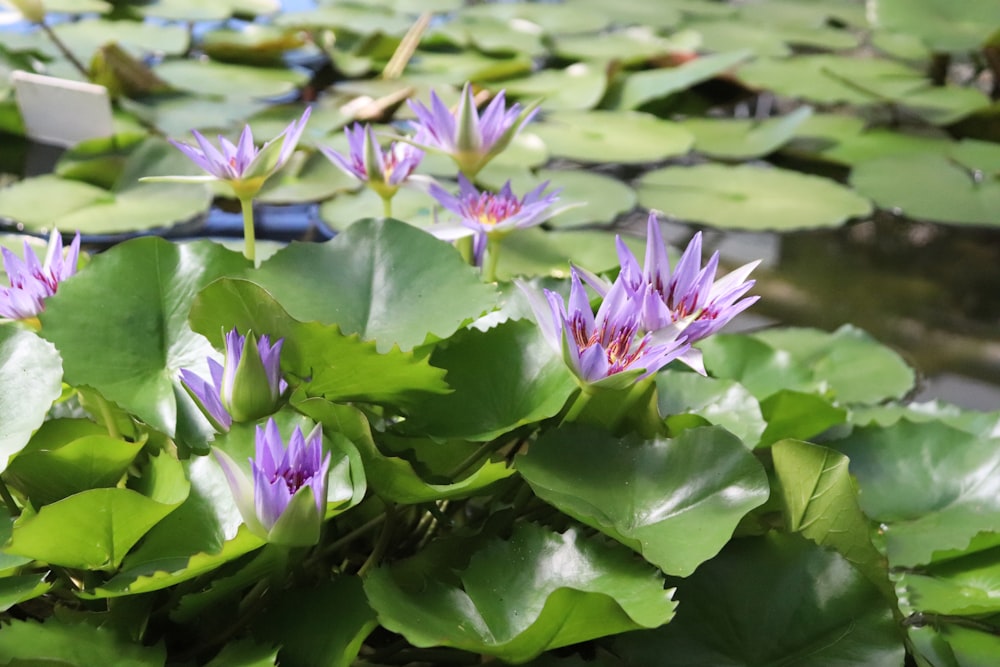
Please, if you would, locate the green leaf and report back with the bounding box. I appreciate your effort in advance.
[517,425,770,576]
[850,154,1000,226]
[532,110,694,164]
[772,439,891,597]
[833,419,1000,567]
[39,238,248,436]
[203,639,279,667]
[5,418,145,506]
[897,546,1000,617]
[614,50,753,109]
[250,219,499,352]
[189,278,450,406]
[295,398,514,504]
[0,573,51,613]
[5,451,189,570]
[496,228,641,280]
[497,64,608,111]
[256,150,357,204]
[612,532,904,667]
[755,325,915,404]
[364,523,677,664]
[152,59,310,98]
[680,106,814,160]
[758,390,848,447]
[0,326,63,473]
[0,617,166,666]
[871,0,1000,51]
[656,369,766,446]
[699,333,816,399]
[636,163,872,231]
[253,577,377,667]
[402,319,577,441]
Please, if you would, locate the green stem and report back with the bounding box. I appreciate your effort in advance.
[381,195,393,219]
[560,386,594,425]
[93,392,122,440]
[39,21,90,81]
[358,504,395,576]
[482,235,501,283]
[0,477,20,516]
[239,197,257,265]
[446,437,507,480]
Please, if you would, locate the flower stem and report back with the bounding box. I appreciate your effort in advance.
[446,437,508,480]
[39,21,90,81]
[239,197,257,265]
[93,392,122,440]
[381,195,393,219]
[358,504,395,575]
[560,386,594,425]
[482,236,501,283]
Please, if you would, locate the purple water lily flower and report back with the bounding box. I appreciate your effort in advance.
[321,123,423,202]
[520,269,689,389]
[180,328,288,432]
[605,213,760,373]
[214,418,331,546]
[0,229,80,321]
[164,107,311,200]
[408,83,538,177]
[429,174,561,266]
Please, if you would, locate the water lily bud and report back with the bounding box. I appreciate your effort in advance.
[220,329,287,423]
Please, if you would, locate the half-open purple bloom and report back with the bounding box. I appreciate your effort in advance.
[408,83,538,177]
[429,174,560,266]
[607,213,759,373]
[213,418,331,546]
[0,229,80,321]
[321,123,423,201]
[520,269,689,389]
[180,328,288,432]
[163,107,311,200]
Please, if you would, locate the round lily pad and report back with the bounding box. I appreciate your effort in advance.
[498,64,608,111]
[532,110,694,164]
[680,106,814,160]
[849,155,1000,226]
[52,19,190,58]
[153,59,310,98]
[637,164,873,230]
[201,25,309,66]
[552,28,694,65]
[871,0,1000,52]
[459,2,612,35]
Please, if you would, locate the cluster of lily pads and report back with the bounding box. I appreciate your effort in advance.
[1,0,1000,666]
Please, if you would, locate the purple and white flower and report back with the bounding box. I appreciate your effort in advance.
[611,213,760,373]
[214,418,331,546]
[160,107,311,200]
[408,83,538,177]
[520,269,689,389]
[0,229,80,321]
[180,328,288,432]
[429,174,560,266]
[321,123,423,201]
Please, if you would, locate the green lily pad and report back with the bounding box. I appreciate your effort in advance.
[5,451,189,570]
[518,424,769,576]
[637,163,872,230]
[495,228,642,280]
[533,110,694,164]
[128,95,272,138]
[552,27,694,65]
[656,370,766,446]
[0,138,213,234]
[0,617,166,667]
[612,533,904,667]
[427,15,547,58]
[401,319,577,442]
[549,0,686,27]
[870,0,1000,52]
[201,25,309,66]
[39,238,248,436]
[498,64,608,111]
[682,20,791,57]
[818,128,952,166]
[613,50,753,110]
[319,187,431,232]
[459,2,612,35]
[680,105,814,160]
[850,155,1000,226]
[137,0,279,21]
[52,19,190,59]
[405,50,534,85]
[275,6,413,36]
[364,523,677,664]
[0,327,63,475]
[256,150,357,204]
[153,59,310,98]
[833,419,1000,567]
[250,218,499,352]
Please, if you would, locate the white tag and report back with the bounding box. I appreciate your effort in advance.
[12,71,114,148]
